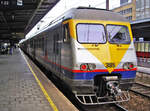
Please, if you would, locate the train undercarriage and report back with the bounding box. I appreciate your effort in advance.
[73,74,133,105]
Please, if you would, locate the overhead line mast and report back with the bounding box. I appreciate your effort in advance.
[106,0,109,10]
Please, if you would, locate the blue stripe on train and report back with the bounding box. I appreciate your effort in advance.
[73,70,136,80]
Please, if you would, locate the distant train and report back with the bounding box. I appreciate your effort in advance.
[134,41,150,59]
[134,41,150,67]
[20,7,137,105]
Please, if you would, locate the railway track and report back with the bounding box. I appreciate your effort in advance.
[78,103,128,111]
[114,104,128,111]
[130,83,150,99]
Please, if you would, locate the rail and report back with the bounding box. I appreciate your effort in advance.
[114,104,128,111]
[77,103,128,111]
[130,83,150,99]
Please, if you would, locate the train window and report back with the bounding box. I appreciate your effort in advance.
[134,42,138,51]
[77,24,106,43]
[63,24,70,42]
[53,32,59,55]
[107,25,131,44]
[137,43,141,52]
[149,43,150,52]
[141,43,144,52]
[145,43,149,52]
[56,34,59,55]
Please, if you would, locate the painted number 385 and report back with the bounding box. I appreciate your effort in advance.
[105,63,115,68]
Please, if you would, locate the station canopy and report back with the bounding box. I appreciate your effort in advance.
[0,0,59,43]
[131,18,150,41]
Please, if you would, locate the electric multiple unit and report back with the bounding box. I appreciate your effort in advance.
[20,7,137,105]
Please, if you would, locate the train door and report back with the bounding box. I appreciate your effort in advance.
[61,23,71,80]
[53,26,62,77]
[57,26,62,75]
[54,31,60,73]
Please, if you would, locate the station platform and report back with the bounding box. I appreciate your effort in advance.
[137,66,150,74]
[0,48,78,111]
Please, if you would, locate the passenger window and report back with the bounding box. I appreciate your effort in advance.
[134,43,137,51]
[137,43,141,52]
[53,32,59,55]
[63,24,70,42]
[141,43,144,52]
[145,43,149,52]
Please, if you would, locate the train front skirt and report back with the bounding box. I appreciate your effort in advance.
[75,91,130,105]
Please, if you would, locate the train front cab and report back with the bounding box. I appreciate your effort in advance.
[66,19,137,105]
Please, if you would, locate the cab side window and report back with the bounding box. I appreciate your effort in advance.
[63,24,70,42]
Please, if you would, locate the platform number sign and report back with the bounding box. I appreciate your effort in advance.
[17,0,23,6]
[0,0,9,6]
[0,0,23,7]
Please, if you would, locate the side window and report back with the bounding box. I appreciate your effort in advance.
[145,43,149,52]
[137,43,141,52]
[141,42,144,52]
[53,33,56,53]
[56,34,59,55]
[63,24,70,42]
[53,32,59,55]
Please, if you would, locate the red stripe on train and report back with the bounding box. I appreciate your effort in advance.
[41,56,137,73]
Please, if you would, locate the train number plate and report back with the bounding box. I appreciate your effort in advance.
[105,63,115,68]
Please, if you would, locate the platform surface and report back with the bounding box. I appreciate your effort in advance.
[0,48,78,111]
[137,66,150,74]
[0,49,54,111]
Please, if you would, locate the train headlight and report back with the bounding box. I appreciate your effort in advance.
[80,63,96,71]
[88,63,96,71]
[123,62,134,70]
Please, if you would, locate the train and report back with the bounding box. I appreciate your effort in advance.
[134,41,150,67]
[135,41,150,59]
[20,7,137,105]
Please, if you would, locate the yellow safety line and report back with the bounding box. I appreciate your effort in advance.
[20,49,59,111]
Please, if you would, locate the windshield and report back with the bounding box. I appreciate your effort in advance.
[77,24,106,43]
[107,25,131,44]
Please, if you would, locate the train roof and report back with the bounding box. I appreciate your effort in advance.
[62,7,128,22]
[24,7,128,41]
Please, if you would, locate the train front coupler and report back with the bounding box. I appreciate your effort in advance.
[106,78,122,98]
[94,75,122,97]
